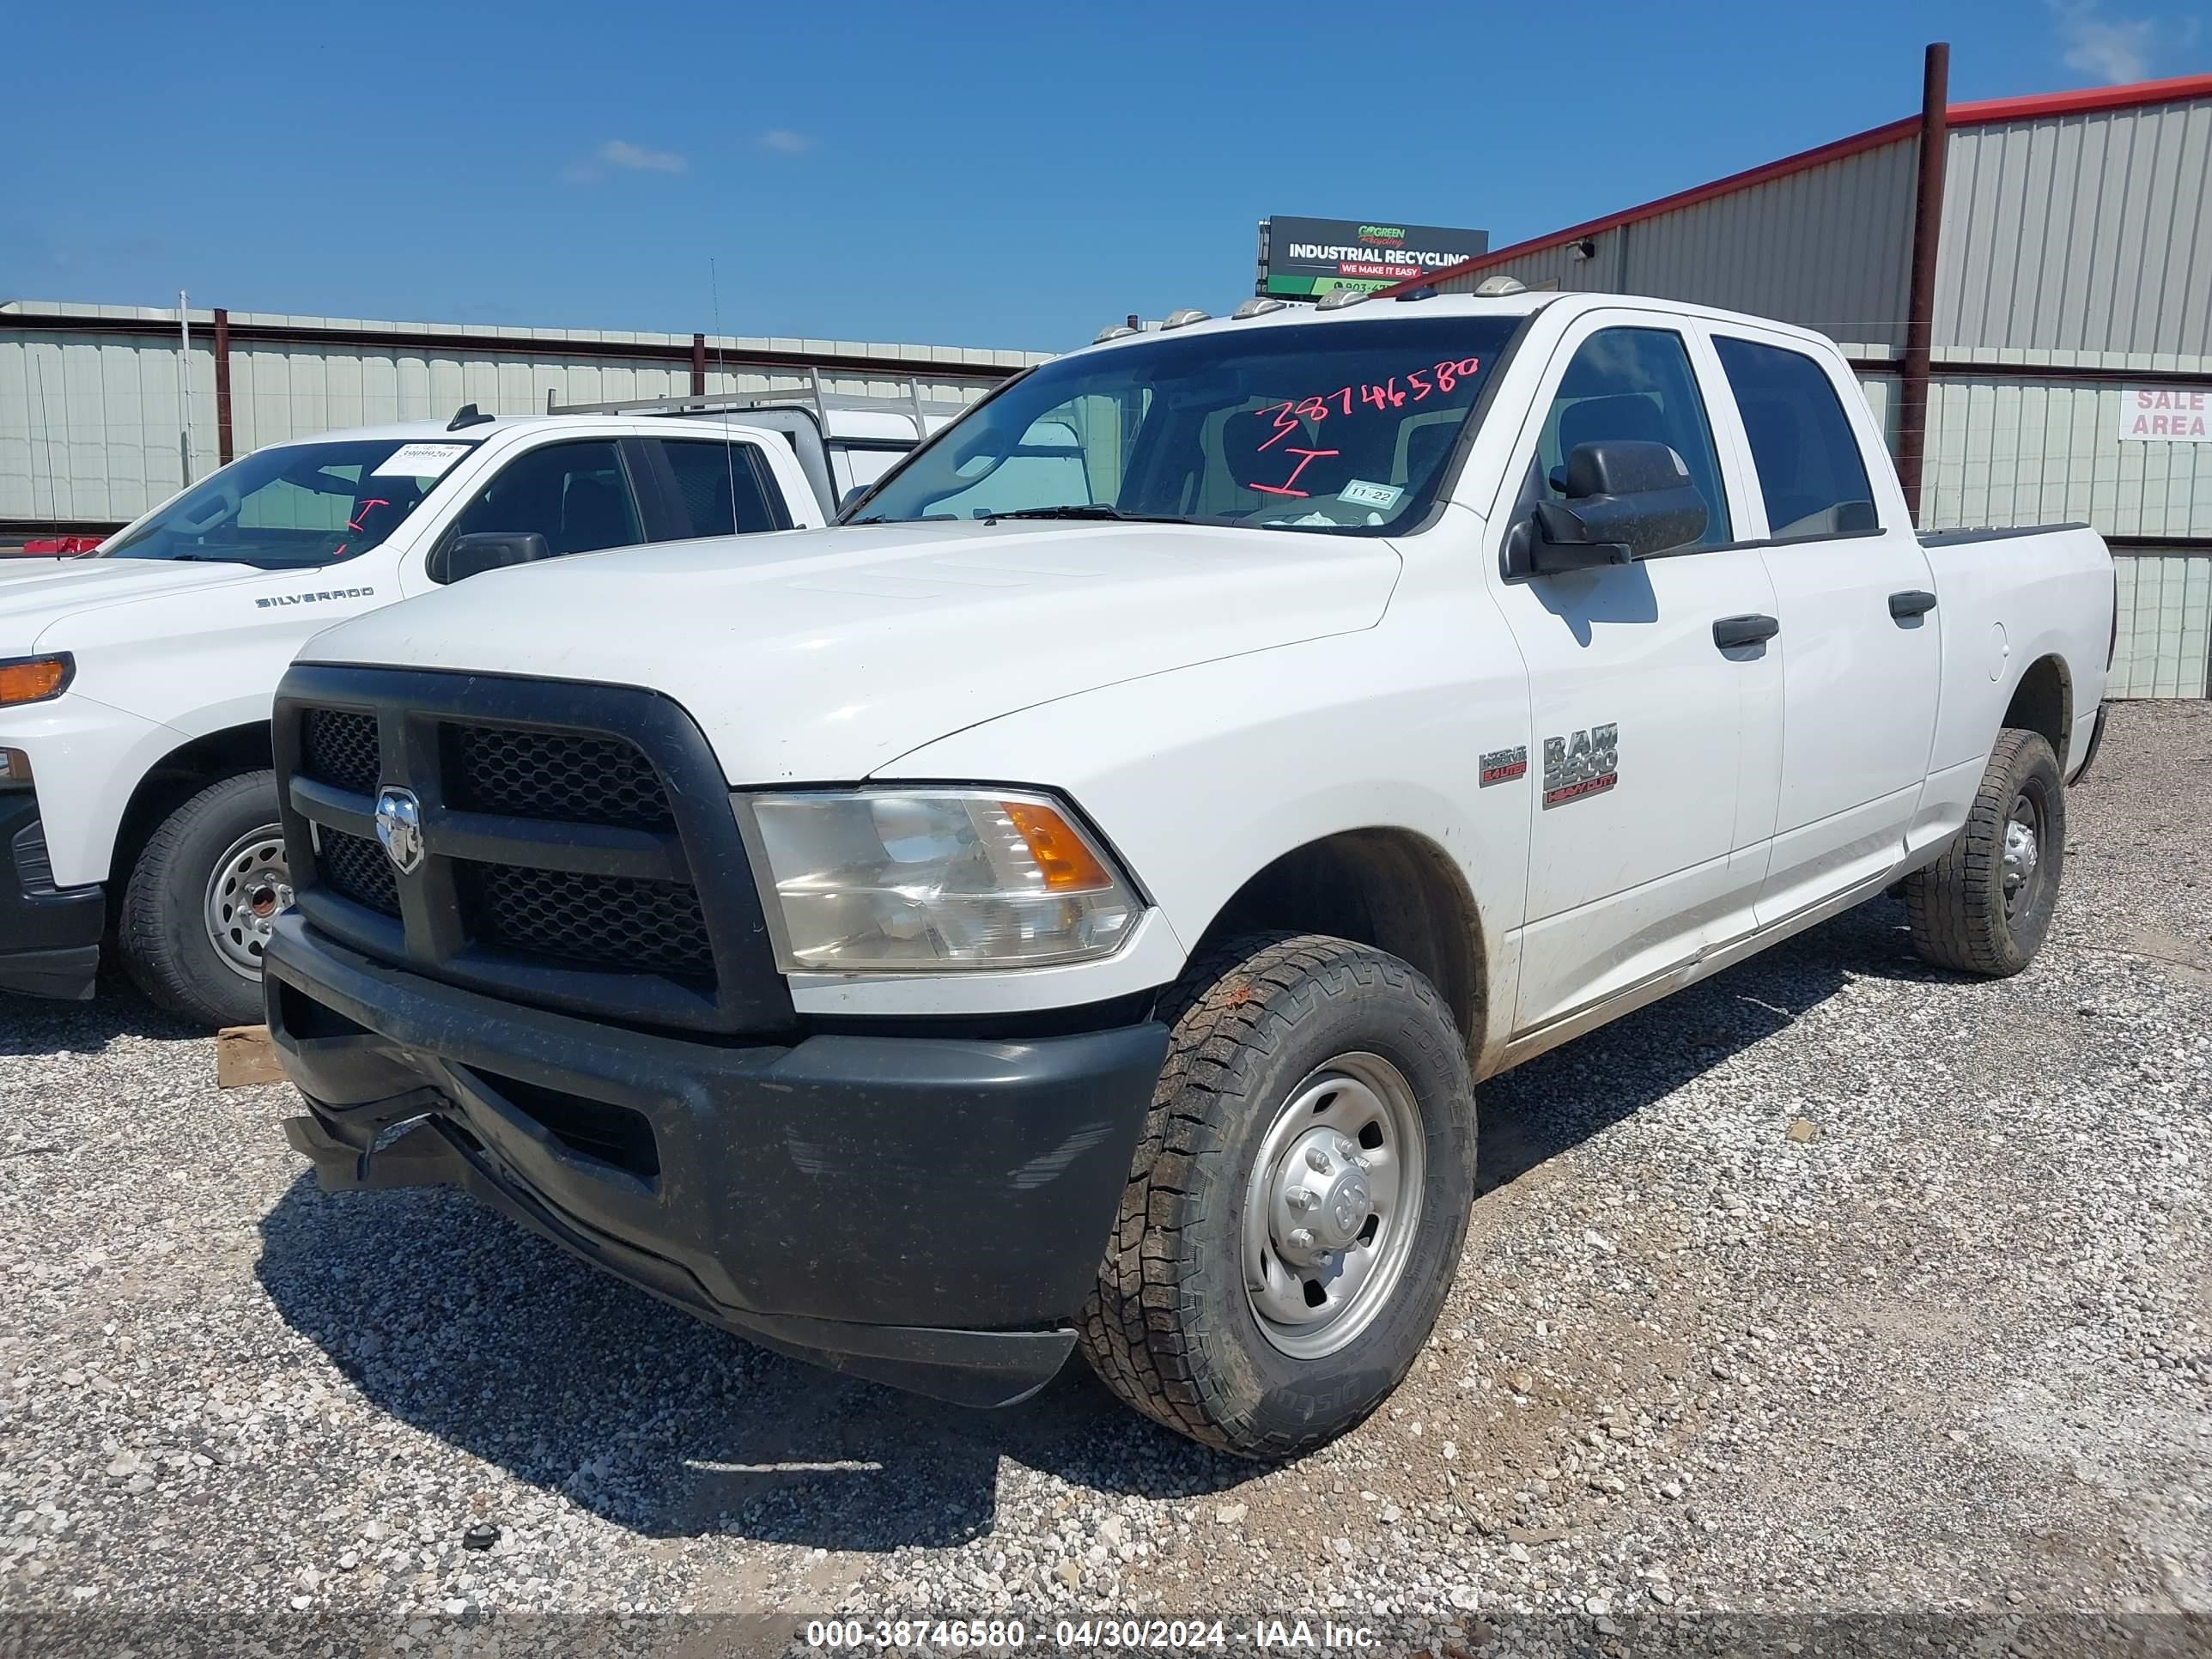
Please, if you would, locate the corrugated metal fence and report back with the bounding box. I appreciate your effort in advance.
[4,302,2207,696]
[1851,349,2212,696]
[0,301,1046,531]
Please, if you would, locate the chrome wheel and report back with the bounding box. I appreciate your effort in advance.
[1243,1051,1425,1361]
[2001,791,2041,921]
[204,825,291,980]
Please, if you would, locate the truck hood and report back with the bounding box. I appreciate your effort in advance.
[0,556,267,646]
[301,521,1401,782]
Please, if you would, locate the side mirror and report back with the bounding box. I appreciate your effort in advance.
[838,484,871,514]
[1513,441,1709,575]
[427,530,551,585]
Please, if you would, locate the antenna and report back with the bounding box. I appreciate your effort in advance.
[709,258,739,534]
[178,290,195,485]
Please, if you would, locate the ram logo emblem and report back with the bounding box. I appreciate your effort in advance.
[374,787,426,874]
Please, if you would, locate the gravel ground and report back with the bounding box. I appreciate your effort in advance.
[1,703,2207,1656]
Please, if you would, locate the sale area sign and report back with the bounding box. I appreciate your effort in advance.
[2117,386,2212,441]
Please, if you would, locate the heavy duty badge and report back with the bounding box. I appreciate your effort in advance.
[1478,745,1528,787]
[1542,724,1619,808]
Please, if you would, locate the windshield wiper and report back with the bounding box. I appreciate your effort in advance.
[984,505,1194,525]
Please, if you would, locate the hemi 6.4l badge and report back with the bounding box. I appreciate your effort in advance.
[1542,724,1619,809]
[1479,745,1528,787]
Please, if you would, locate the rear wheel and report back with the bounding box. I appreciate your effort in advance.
[119,770,289,1028]
[1079,933,1477,1459]
[1904,727,2063,977]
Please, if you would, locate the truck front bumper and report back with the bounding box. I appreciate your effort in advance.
[0,793,105,1001]
[262,913,1167,1407]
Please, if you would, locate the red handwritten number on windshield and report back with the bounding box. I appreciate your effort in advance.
[1254,360,1481,435]
[1255,401,1302,452]
[1250,447,1339,498]
[1244,360,1481,498]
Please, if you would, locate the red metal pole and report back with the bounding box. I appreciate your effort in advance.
[691,332,708,396]
[213,308,234,465]
[1896,41,1950,526]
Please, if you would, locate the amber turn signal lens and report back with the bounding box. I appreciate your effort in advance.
[0,656,72,707]
[1002,801,1115,892]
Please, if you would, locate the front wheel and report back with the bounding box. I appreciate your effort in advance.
[1079,933,1477,1459]
[119,770,290,1028]
[1904,726,2064,977]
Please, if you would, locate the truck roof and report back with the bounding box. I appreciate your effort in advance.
[262,412,769,449]
[1072,289,1844,358]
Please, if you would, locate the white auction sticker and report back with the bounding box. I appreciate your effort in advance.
[1339,478,1405,510]
[373,442,473,478]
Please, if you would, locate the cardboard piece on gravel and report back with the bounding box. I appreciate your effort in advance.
[215,1024,286,1089]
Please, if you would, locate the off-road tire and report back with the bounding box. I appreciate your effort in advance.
[1079,932,1477,1459]
[119,770,284,1029]
[1904,727,2064,977]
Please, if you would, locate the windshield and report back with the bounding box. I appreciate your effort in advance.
[852,316,1519,536]
[101,438,480,568]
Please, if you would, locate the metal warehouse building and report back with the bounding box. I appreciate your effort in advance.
[0,304,1047,538]
[1399,53,2212,698]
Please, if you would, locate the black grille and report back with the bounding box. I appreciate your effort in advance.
[447,726,673,830]
[301,709,381,795]
[277,665,793,1036]
[463,862,711,977]
[318,829,400,918]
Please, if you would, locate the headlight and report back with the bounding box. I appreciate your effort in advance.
[738,788,1140,972]
[0,654,73,706]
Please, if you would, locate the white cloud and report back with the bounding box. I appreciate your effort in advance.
[2049,0,2162,83]
[563,138,687,185]
[600,139,687,173]
[759,129,815,155]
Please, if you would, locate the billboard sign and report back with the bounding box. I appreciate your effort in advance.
[1258,216,1491,300]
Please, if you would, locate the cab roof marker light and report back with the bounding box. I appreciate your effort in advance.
[1232,297,1287,319]
[1473,276,1528,297]
[1160,308,1211,330]
[1394,284,1437,303]
[1092,324,1139,343]
[1315,288,1371,312]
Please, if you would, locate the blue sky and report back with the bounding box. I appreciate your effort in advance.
[6,0,2206,354]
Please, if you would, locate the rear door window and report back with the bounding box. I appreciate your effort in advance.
[653,439,789,538]
[1712,337,1880,539]
[446,441,643,562]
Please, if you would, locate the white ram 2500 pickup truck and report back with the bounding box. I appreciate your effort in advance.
[0,408,843,1027]
[268,290,2113,1457]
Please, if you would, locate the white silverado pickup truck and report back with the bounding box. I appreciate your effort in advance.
[268,290,2113,1458]
[0,408,846,1027]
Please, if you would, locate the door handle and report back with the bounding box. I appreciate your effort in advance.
[1889,588,1937,620]
[1712,613,1780,651]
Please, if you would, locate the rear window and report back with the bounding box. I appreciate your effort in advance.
[1713,337,1880,539]
[657,439,787,537]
